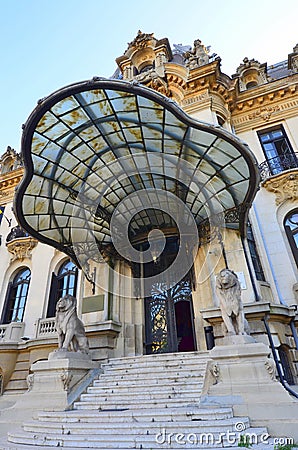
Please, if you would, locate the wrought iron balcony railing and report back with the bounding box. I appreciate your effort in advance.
[259,152,298,181]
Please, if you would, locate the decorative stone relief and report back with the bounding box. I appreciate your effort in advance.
[134,70,171,96]
[26,373,34,391]
[183,39,210,69]
[209,362,221,384]
[0,190,8,199]
[181,91,209,107]
[248,105,280,121]
[127,30,155,51]
[263,172,298,205]
[265,359,277,381]
[60,370,73,391]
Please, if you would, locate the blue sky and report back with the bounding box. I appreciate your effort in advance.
[0,0,297,153]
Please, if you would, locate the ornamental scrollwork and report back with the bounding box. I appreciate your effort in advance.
[263,172,298,205]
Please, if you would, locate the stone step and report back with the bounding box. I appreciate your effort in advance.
[79,389,202,403]
[104,351,208,366]
[36,406,234,423]
[74,399,202,410]
[101,357,208,371]
[95,370,205,382]
[8,425,268,449]
[23,416,251,433]
[87,381,204,394]
[101,360,207,373]
[4,380,28,391]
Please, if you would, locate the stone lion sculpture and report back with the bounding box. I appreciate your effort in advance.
[55,294,89,353]
[216,269,248,336]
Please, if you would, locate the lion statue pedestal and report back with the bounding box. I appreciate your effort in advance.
[200,269,298,440]
[21,295,98,411]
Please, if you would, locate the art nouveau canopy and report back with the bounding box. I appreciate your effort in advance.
[15,78,259,267]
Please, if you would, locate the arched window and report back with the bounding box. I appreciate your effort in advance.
[1,268,31,324]
[284,209,298,267]
[47,259,78,317]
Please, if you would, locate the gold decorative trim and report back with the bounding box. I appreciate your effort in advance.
[262,171,298,205]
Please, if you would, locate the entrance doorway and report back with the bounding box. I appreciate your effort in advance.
[140,236,196,354]
[144,279,196,354]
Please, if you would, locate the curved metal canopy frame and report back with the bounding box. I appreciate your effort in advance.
[15,78,260,268]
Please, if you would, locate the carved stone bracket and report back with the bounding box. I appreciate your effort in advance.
[6,236,38,261]
[262,172,298,205]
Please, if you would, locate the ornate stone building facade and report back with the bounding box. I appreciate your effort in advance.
[0,32,297,399]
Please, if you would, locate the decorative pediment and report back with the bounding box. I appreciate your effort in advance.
[235,57,269,91]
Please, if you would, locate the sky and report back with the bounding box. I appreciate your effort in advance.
[0,0,297,153]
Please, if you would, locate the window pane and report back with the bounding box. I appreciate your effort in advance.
[5,268,31,323]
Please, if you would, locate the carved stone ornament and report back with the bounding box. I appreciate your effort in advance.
[265,359,276,381]
[263,172,298,205]
[210,362,220,384]
[60,370,73,391]
[6,236,38,261]
[26,373,34,391]
[183,38,210,69]
[0,190,8,199]
[127,30,154,51]
[248,105,280,122]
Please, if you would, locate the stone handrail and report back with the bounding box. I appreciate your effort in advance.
[36,318,56,337]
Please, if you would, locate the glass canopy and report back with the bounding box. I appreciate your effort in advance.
[15,78,259,267]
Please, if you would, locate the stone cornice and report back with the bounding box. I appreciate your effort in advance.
[232,92,298,133]
[262,170,298,205]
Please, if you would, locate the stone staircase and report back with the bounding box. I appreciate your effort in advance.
[4,351,30,395]
[7,351,268,449]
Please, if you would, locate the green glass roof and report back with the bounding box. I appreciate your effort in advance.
[15,78,259,267]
